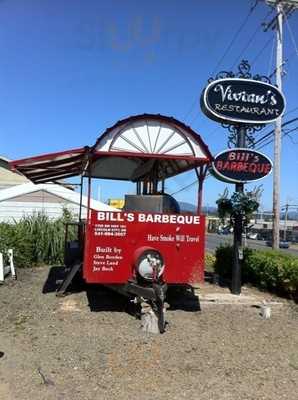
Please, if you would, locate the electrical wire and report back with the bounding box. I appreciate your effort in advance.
[254,110,298,148]
[182,1,259,123]
[282,8,298,59]
[258,125,298,150]
[256,118,298,150]
[231,25,261,69]
[251,34,275,66]
[170,180,198,196]
[267,36,275,76]
[231,8,274,69]
[211,2,258,77]
[170,172,213,196]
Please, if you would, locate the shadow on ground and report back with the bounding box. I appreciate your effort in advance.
[85,284,137,315]
[205,271,231,288]
[42,266,203,313]
[42,266,84,294]
[42,266,138,315]
[166,285,201,312]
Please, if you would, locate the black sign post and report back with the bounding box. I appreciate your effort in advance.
[231,126,246,295]
[201,60,284,295]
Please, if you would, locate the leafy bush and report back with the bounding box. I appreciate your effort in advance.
[214,245,253,281]
[0,222,34,267]
[205,252,216,272]
[214,244,298,300]
[0,210,77,268]
[248,250,298,298]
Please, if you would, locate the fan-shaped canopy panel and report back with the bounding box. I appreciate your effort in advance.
[95,114,209,158]
[10,115,212,183]
[90,114,212,181]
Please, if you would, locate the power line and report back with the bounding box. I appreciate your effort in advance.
[211,2,258,76]
[267,36,275,76]
[231,26,261,69]
[254,110,298,148]
[255,106,298,145]
[170,173,211,196]
[258,125,298,150]
[231,9,273,69]
[256,117,298,150]
[170,180,198,196]
[182,1,259,123]
[282,8,298,58]
[251,34,275,66]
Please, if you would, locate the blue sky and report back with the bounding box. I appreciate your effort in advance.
[1,0,298,209]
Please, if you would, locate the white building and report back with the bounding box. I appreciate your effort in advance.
[0,156,114,222]
[0,182,115,222]
[0,155,29,190]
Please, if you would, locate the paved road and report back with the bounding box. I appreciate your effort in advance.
[206,233,298,256]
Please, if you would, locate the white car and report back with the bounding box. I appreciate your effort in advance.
[247,232,258,240]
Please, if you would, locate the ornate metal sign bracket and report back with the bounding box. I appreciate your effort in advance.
[207,60,274,147]
[207,59,271,84]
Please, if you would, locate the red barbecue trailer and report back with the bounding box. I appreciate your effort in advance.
[11,114,212,332]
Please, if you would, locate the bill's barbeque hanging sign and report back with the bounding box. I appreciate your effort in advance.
[211,148,272,184]
[201,78,285,125]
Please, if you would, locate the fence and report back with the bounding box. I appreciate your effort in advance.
[0,249,16,283]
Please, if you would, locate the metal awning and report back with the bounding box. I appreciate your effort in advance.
[10,114,213,184]
[10,147,89,184]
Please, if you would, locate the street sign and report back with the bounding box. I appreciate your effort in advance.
[201,78,285,125]
[211,148,273,183]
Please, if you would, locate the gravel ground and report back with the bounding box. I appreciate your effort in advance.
[0,267,297,400]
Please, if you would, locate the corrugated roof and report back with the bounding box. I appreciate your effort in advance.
[10,147,89,184]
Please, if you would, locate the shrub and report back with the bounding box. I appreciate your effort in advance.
[248,250,298,298]
[213,245,253,281]
[0,210,77,268]
[0,222,34,267]
[205,252,216,272]
[214,244,298,300]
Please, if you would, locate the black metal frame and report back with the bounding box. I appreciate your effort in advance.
[208,60,272,148]
[207,60,273,295]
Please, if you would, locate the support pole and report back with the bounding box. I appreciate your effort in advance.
[231,126,246,295]
[283,203,288,241]
[272,2,283,249]
[78,175,84,223]
[197,176,204,215]
[196,166,207,215]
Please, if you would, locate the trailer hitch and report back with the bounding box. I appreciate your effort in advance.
[152,283,166,333]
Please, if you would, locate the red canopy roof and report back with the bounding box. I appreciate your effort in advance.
[10,115,213,183]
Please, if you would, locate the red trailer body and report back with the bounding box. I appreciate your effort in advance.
[10,114,213,333]
[83,210,205,284]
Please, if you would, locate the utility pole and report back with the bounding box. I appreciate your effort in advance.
[283,203,289,240]
[272,1,283,249]
[281,203,298,240]
[265,1,298,248]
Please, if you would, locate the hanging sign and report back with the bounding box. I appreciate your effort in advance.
[201,78,285,125]
[211,148,272,183]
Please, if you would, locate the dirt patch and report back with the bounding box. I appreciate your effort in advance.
[0,267,297,400]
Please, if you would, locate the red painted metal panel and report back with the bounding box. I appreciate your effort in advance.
[83,210,205,284]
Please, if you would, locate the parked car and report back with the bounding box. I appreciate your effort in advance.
[266,240,290,249]
[247,232,258,240]
[217,227,232,235]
